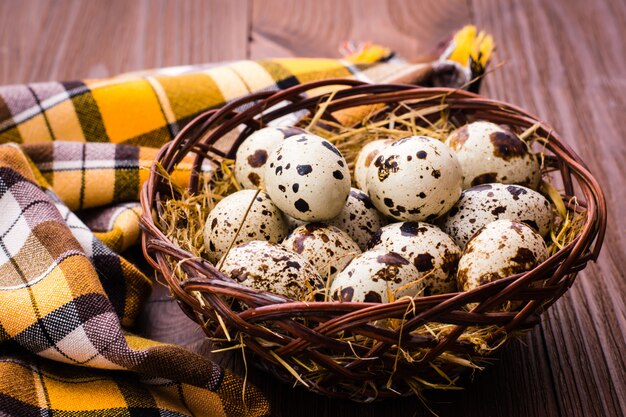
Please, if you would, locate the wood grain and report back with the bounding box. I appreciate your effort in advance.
[473,0,626,415]
[249,0,470,59]
[2,0,624,416]
[0,0,248,83]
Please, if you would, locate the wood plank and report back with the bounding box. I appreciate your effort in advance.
[249,0,471,59]
[0,0,249,84]
[472,0,626,415]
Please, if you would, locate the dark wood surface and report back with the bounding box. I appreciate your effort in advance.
[3,0,624,416]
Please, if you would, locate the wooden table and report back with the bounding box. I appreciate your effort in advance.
[3,1,624,416]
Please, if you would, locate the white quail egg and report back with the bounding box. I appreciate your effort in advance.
[281,223,361,279]
[457,219,548,293]
[354,139,393,191]
[265,134,351,221]
[234,126,306,188]
[219,241,324,301]
[368,222,461,295]
[445,121,541,189]
[327,188,388,250]
[204,190,288,263]
[366,136,463,222]
[441,183,552,248]
[329,250,423,303]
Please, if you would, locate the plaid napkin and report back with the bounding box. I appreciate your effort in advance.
[0,27,492,416]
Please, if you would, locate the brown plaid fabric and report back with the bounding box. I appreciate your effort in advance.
[0,144,267,416]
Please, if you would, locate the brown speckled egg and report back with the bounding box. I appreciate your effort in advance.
[281,223,361,279]
[366,136,463,222]
[329,250,423,303]
[368,222,461,295]
[445,121,541,189]
[219,241,324,300]
[234,126,306,189]
[327,188,388,250]
[204,190,288,263]
[354,139,393,191]
[265,134,351,221]
[457,220,548,293]
[441,183,552,249]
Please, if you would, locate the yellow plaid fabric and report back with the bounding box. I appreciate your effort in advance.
[0,58,387,146]
[0,27,491,417]
[0,144,267,416]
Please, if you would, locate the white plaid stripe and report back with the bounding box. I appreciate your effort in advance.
[39,159,136,171]
[339,59,374,82]
[56,203,95,258]
[0,83,87,132]
[0,187,30,265]
[146,76,181,137]
[39,318,125,369]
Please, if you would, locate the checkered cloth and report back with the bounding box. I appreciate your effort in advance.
[0,58,411,146]
[0,26,492,417]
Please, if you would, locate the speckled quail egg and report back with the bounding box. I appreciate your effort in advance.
[265,134,351,221]
[219,241,324,301]
[329,250,423,303]
[441,183,552,249]
[281,223,361,279]
[204,190,288,263]
[368,222,461,295]
[354,139,393,191]
[366,136,463,222]
[445,121,541,189]
[457,219,548,294]
[327,188,388,250]
[234,126,306,188]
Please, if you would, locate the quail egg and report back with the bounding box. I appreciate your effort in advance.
[327,188,388,250]
[204,190,288,263]
[445,121,541,189]
[368,222,461,295]
[354,139,393,191]
[457,219,548,294]
[441,183,552,248]
[281,223,361,279]
[265,133,351,221]
[329,250,423,303]
[234,126,306,188]
[366,136,463,222]
[219,241,324,301]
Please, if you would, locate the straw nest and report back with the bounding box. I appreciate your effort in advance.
[140,80,605,402]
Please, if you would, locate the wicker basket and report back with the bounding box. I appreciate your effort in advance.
[139,79,606,401]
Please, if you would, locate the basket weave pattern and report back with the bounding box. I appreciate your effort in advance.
[140,80,606,400]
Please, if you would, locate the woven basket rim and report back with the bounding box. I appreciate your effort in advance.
[139,79,607,400]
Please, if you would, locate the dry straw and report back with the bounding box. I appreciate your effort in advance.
[140,79,606,401]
